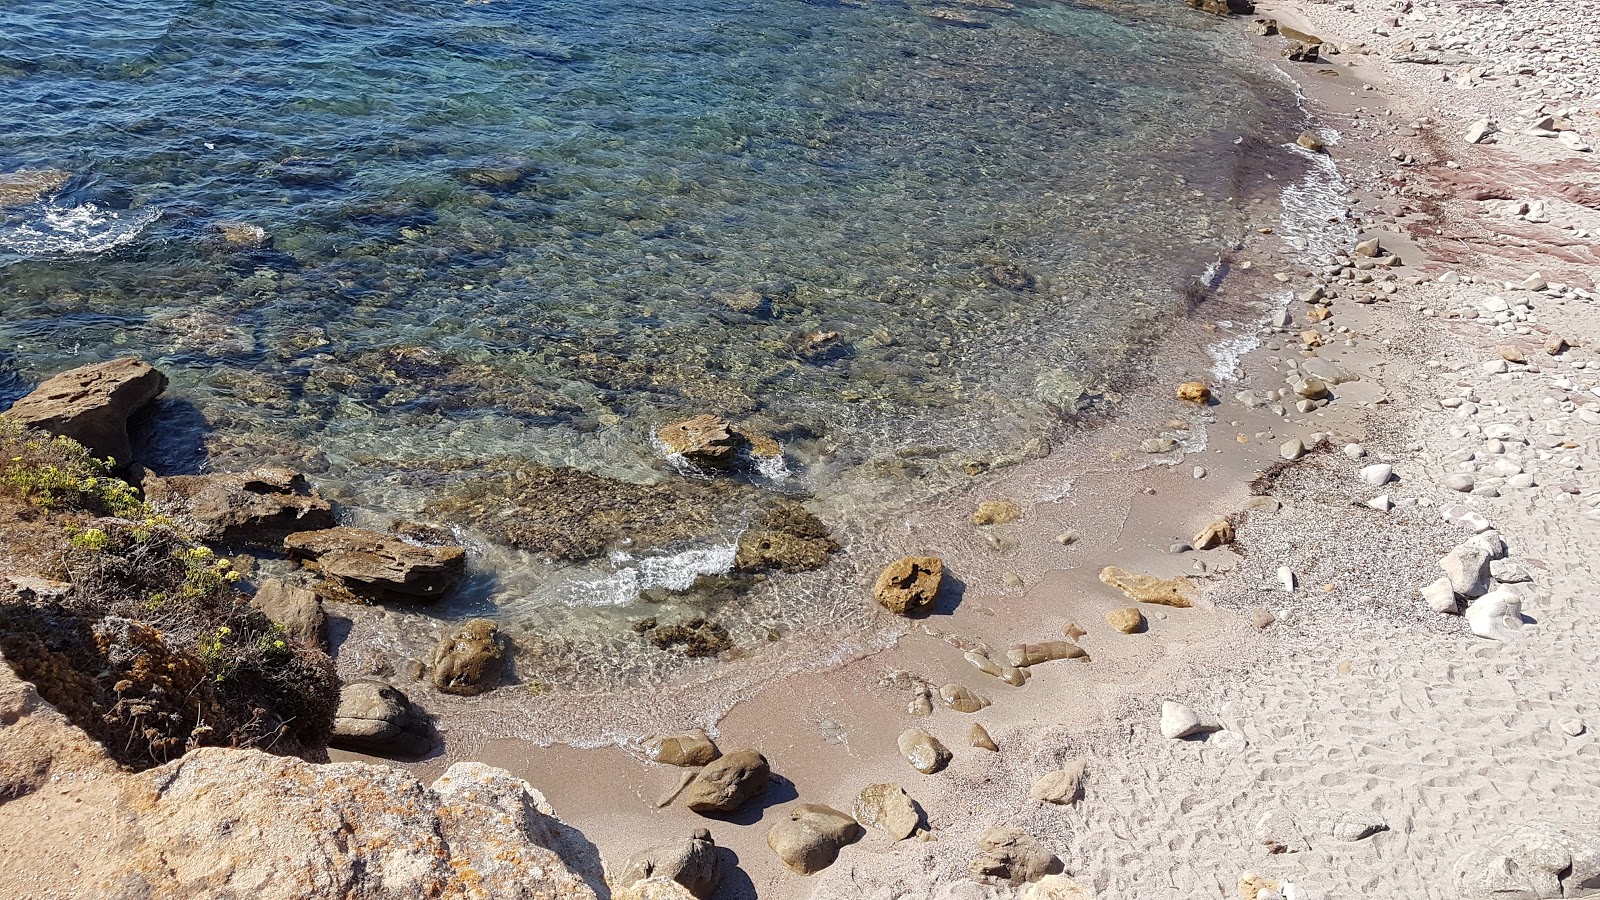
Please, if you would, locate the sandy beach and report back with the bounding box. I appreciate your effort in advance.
[3,0,1599,898]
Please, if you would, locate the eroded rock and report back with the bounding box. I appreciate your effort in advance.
[285,527,467,603]
[682,749,770,814]
[251,578,328,648]
[615,828,720,898]
[329,680,433,756]
[968,826,1063,885]
[643,730,720,767]
[1027,762,1085,805]
[767,803,861,874]
[429,619,504,696]
[897,728,951,774]
[874,556,943,615]
[1005,641,1087,667]
[2,358,167,466]
[146,468,335,547]
[1099,566,1195,608]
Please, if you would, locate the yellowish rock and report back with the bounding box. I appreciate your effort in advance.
[1006,641,1087,667]
[969,723,998,751]
[1192,519,1234,550]
[1176,381,1212,403]
[972,500,1022,526]
[1240,872,1281,900]
[1105,607,1144,634]
[1099,566,1195,608]
[939,684,991,713]
[1027,875,1095,899]
[874,556,943,615]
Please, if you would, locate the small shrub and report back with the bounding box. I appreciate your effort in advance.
[0,418,143,517]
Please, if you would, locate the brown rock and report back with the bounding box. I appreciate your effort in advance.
[733,502,838,574]
[1296,131,1326,153]
[0,168,71,208]
[429,619,503,696]
[873,556,943,615]
[1176,381,1212,403]
[251,578,327,648]
[614,879,699,900]
[1192,519,1234,550]
[145,467,335,547]
[643,730,720,767]
[972,500,1021,526]
[968,826,1064,885]
[1062,621,1086,640]
[658,414,747,470]
[213,221,270,249]
[1251,608,1277,630]
[1027,761,1086,805]
[285,527,467,602]
[329,680,433,756]
[1284,40,1322,62]
[969,723,999,752]
[1300,330,1325,348]
[1306,306,1332,322]
[766,803,861,874]
[1240,872,1281,900]
[682,749,770,814]
[1545,334,1569,356]
[897,728,951,774]
[615,829,720,898]
[853,783,921,840]
[2,357,167,466]
[938,683,991,713]
[1498,345,1526,364]
[1106,607,1144,634]
[1005,641,1087,667]
[1099,566,1195,608]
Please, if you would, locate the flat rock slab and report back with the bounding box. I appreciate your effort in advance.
[285,526,466,602]
[146,467,334,547]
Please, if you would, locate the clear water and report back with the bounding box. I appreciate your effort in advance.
[0,0,1303,733]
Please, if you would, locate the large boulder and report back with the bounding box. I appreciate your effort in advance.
[767,803,862,874]
[329,680,433,757]
[250,578,328,648]
[429,619,504,696]
[614,828,720,898]
[681,749,770,814]
[874,556,943,615]
[285,526,467,602]
[2,358,167,466]
[145,467,335,546]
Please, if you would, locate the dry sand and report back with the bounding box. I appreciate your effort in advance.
[353,2,1600,897]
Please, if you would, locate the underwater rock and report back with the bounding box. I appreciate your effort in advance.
[145,467,335,548]
[3,357,167,467]
[874,556,943,616]
[285,527,466,603]
[429,619,503,696]
[211,221,270,249]
[0,168,70,207]
[453,156,545,192]
[638,617,733,658]
[329,680,433,756]
[734,501,839,573]
[658,415,747,470]
[972,500,1022,526]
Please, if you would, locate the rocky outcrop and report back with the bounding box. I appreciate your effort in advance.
[614,828,720,898]
[2,357,167,466]
[250,578,328,648]
[874,556,943,615]
[430,619,504,695]
[681,749,770,814]
[285,526,467,602]
[145,467,335,547]
[767,803,861,874]
[329,680,433,756]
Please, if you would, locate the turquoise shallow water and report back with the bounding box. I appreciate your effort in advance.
[0,0,1301,703]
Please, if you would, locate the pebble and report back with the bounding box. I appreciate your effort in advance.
[1359,463,1394,486]
[1344,443,1366,459]
[1559,718,1587,737]
[1160,701,1204,739]
[1277,566,1297,592]
[1193,466,1207,479]
[1056,530,1081,546]
[1366,494,1393,512]
[1281,438,1305,460]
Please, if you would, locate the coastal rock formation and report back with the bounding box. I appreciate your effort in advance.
[973,499,1022,525]
[638,617,733,658]
[733,501,839,573]
[682,749,770,814]
[968,826,1064,885]
[2,357,167,466]
[430,619,504,695]
[767,803,862,874]
[0,168,71,207]
[853,783,921,840]
[1099,566,1195,608]
[657,414,746,470]
[615,828,720,898]
[250,578,328,648]
[145,468,335,547]
[329,679,433,756]
[897,728,952,774]
[874,556,943,615]
[285,526,467,602]
[643,729,720,767]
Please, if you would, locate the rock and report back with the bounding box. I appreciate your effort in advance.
[250,578,328,648]
[1176,381,1212,403]
[1192,519,1234,550]
[973,500,1022,526]
[613,878,698,900]
[329,680,433,756]
[1559,718,1586,737]
[1353,238,1382,257]
[2,357,167,466]
[1141,437,1178,454]
[212,221,270,249]
[939,684,991,713]
[1443,473,1475,492]
[145,468,336,547]
[767,804,861,874]
[1160,701,1203,739]
[1296,131,1325,153]
[1106,607,1144,634]
[1240,872,1281,900]
[285,527,467,603]
[897,729,951,775]
[1520,272,1548,292]
[1490,558,1532,584]
[1464,119,1496,144]
[0,168,71,207]
[1005,641,1087,667]
[1366,495,1393,512]
[1467,531,1507,560]
[1465,589,1525,642]
[1277,567,1296,592]
[873,556,943,615]
[1359,463,1393,486]
[927,7,988,25]
[1281,438,1305,460]
[1062,622,1087,640]
[1251,608,1276,630]
[969,723,999,751]
[1421,576,1460,614]
[1546,334,1569,356]
[641,618,732,658]
[853,783,921,841]
[1256,810,1310,854]
[656,415,746,470]
[1440,545,1493,598]
[1455,826,1600,900]
[615,829,720,898]
[1498,345,1526,364]
[968,826,1063,885]
[1099,566,1194,607]
[1027,762,1086,805]
[643,730,720,767]
[1250,17,1279,35]
[1056,530,1081,546]
[1026,875,1095,899]
[429,619,504,696]
[1283,40,1321,62]
[682,749,770,813]
[733,502,839,574]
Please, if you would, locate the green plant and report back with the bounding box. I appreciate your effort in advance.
[0,419,143,517]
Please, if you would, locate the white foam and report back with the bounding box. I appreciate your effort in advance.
[0,201,159,256]
[567,541,738,607]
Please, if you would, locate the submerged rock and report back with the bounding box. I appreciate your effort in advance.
[767,803,862,874]
[2,357,167,466]
[1099,566,1195,608]
[329,680,433,756]
[145,467,335,547]
[0,168,70,208]
[973,500,1022,526]
[969,826,1064,885]
[682,749,770,814]
[639,617,732,658]
[212,221,270,249]
[874,556,943,615]
[734,501,839,573]
[285,527,467,603]
[1185,0,1255,14]
[616,828,720,898]
[853,783,921,840]
[429,619,503,696]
